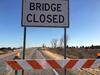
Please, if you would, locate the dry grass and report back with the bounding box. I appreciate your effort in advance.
[0,51,5,55]
[45,48,100,75]
[46,48,100,58]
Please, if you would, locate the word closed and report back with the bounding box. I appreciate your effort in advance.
[22,0,68,27]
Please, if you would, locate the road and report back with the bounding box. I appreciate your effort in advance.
[24,50,57,75]
[0,48,35,75]
[0,49,57,75]
[41,50,63,59]
[0,51,18,75]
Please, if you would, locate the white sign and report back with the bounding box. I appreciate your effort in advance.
[22,0,69,27]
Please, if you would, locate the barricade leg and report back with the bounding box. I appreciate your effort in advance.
[15,70,18,75]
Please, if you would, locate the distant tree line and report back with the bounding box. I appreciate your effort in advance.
[81,45,100,49]
[0,47,16,51]
[65,45,100,49]
[49,36,100,49]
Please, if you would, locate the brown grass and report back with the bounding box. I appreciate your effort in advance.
[46,48,100,59]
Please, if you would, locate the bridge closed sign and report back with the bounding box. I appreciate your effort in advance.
[22,0,69,27]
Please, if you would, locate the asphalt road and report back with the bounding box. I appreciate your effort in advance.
[24,49,56,75]
[0,49,56,75]
[0,51,17,75]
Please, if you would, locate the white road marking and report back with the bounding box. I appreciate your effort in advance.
[37,50,59,75]
[53,69,59,75]
[6,69,13,75]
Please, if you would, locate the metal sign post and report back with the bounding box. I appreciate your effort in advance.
[64,28,67,75]
[64,28,67,59]
[23,27,26,59]
[22,27,27,75]
[64,0,69,74]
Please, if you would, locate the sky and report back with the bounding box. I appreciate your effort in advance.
[0,0,100,48]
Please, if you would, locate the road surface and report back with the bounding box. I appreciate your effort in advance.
[0,49,57,75]
[24,49,57,75]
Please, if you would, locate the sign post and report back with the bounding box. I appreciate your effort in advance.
[22,27,27,75]
[21,0,69,75]
[64,28,67,75]
[23,27,26,59]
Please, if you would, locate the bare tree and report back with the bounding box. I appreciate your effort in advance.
[59,37,64,48]
[42,43,45,48]
[51,41,54,48]
[59,35,68,48]
[50,39,58,48]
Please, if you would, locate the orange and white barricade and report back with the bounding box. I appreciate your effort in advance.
[6,59,100,70]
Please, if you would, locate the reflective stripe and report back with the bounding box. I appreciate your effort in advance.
[82,59,95,68]
[6,59,100,70]
[6,61,23,70]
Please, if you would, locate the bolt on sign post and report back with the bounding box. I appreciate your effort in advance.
[21,0,69,75]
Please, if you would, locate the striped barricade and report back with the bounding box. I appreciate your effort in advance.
[6,59,100,70]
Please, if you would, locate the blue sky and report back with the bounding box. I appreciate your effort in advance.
[0,0,100,47]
